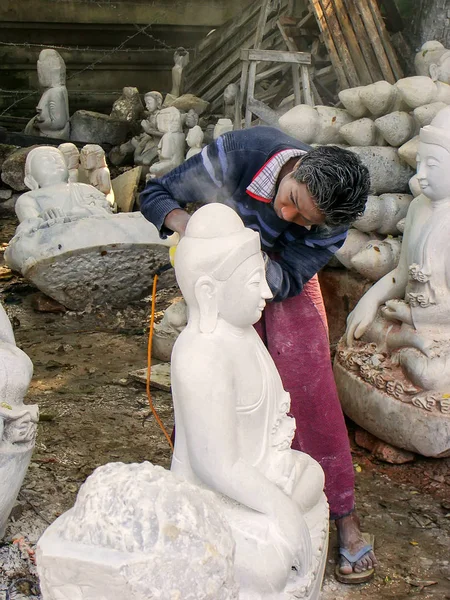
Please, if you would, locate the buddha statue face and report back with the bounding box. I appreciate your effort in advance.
[217,252,272,328]
[175,204,272,332]
[186,125,203,148]
[185,109,199,129]
[157,107,182,133]
[80,145,106,170]
[145,91,163,113]
[24,147,69,190]
[417,106,450,202]
[37,49,66,88]
[429,50,450,84]
[58,143,80,170]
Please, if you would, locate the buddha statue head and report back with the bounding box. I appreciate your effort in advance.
[24,147,69,190]
[175,204,272,333]
[80,144,107,171]
[417,106,450,202]
[37,49,66,88]
[144,91,163,114]
[184,108,199,129]
[58,143,80,170]
[157,106,183,133]
[429,49,450,85]
[415,41,446,77]
[186,125,203,148]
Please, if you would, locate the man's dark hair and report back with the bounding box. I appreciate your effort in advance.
[292,145,370,227]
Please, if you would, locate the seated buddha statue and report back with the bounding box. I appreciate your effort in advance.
[171,203,328,598]
[336,106,450,458]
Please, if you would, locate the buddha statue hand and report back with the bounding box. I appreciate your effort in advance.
[346,294,381,346]
[40,207,66,221]
[381,299,413,325]
[274,497,313,577]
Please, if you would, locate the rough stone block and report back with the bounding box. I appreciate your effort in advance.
[70,110,130,145]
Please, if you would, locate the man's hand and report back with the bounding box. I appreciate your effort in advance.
[164,209,190,238]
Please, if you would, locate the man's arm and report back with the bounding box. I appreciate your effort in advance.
[140,137,236,238]
[265,228,348,301]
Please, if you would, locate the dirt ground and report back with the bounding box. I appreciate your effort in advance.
[0,209,449,600]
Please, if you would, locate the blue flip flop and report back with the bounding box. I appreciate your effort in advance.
[335,532,375,584]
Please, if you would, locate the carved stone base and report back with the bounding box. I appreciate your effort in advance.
[334,343,450,457]
[0,446,35,538]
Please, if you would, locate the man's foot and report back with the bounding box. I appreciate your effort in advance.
[335,512,377,578]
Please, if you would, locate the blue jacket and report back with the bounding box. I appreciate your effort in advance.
[140,126,348,301]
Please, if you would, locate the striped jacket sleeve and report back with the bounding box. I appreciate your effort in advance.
[265,228,348,301]
[140,137,234,238]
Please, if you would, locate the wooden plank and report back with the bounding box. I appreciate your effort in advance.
[241,48,312,64]
[236,59,249,130]
[301,64,314,105]
[331,0,373,85]
[247,96,280,126]
[367,0,404,80]
[352,0,395,83]
[297,8,315,29]
[245,62,258,127]
[311,79,323,104]
[343,0,383,81]
[255,63,286,81]
[309,0,349,89]
[319,0,360,87]
[292,65,302,105]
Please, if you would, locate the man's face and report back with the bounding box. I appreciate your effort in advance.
[273,167,325,228]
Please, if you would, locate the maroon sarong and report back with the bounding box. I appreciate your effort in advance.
[254,274,355,520]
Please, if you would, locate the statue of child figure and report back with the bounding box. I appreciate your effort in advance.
[171,203,329,599]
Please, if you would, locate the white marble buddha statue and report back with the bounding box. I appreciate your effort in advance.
[132,91,163,166]
[28,49,70,139]
[0,302,38,538]
[185,124,203,159]
[58,142,80,182]
[80,144,115,208]
[336,106,450,458]
[5,145,173,309]
[171,203,328,599]
[12,146,111,239]
[170,47,189,98]
[149,107,185,178]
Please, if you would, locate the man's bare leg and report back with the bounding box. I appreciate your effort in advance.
[336,511,377,574]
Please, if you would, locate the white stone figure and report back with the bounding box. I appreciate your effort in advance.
[37,462,238,600]
[213,118,234,139]
[171,204,329,599]
[110,86,145,123]
[279,105,353,145]
[131,91,164,167]
[0,302,38,539]
[186,125,204,160]
[170,47,190,98]
[26,49,70,139]
[184,108,199,130]
[350,236,402,282]
[4,146,174,309]
[353,194,413,235]
[415,41,447,77]
[224,83,239,121]
[335,229,371,270]
[149,107,185,178]
[80,144,115,208]
[58,142,79,182]
[152,299,188,362]
[335,106,450,458]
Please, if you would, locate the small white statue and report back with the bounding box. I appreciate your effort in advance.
[149,107,185,178]
[170,47,190,98]
[26,49,70,139]
[185,125,204,159]
[335,106,450,458]
[429,50,450,86]
[58,142,79,182]
[129,91,164,167]
[171,204,328,598]
[184,108,199,130]
[80,144,115,208]
[5,146,173,309]
[213,118,234,139]
[0,302,38,539]
[415,41,447,77]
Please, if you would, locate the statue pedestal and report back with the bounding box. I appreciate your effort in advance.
[0,446,35,538]
[334,340,450,457]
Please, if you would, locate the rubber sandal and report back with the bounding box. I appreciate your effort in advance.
[335,532,375,584]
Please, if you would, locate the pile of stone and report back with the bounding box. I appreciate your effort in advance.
[277,42,450,283]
